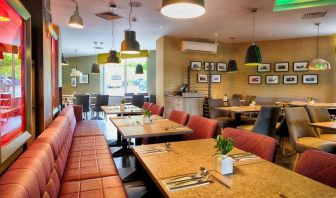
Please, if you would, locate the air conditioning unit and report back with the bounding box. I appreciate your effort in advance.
[181,41,217,54]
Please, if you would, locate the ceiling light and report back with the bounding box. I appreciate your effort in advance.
[135,64,143,74]
[107,50,120,63]
[70,69,82,77]
[161,0,205,19]
[69,0,84,29]
[61,54,69,65]
[228,60,238,73]
[308,22,330,70]
[0,7,10,22]
[245,8,262,66]
[91,63,100,74]
[121,0,140,54]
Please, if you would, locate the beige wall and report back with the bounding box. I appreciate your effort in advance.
[156,35,336,104]
[62,55,101,94]
[147,50,156,95]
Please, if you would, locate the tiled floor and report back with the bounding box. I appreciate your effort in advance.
[97,115,298,198]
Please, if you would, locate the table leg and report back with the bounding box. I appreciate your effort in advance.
[234,112,242,128]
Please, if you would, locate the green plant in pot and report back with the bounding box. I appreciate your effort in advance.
[250,98,256,106]
[143,109,152,124]
[307,96,315,104]
[214,135,234,175]
[120,98,127,111]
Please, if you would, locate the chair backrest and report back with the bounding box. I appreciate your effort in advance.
[125,93,134,97]
[184,116,218,140]
[143,102,153,110]
[75,95,90,112]
[305,106,334,135]
[222,128,277,162]
[139,92,148,96]
[242,95,256,106]
[149,94,156,104]
[94,95,109,111]
[108,96,124,106]
[228,97,241,106]
[149,104,164,116]
[132,95,145,108]
[169,110,190,125]
[232,94,243,100]
[208,99,228,118]
[252,106,281,137]
[295,150,336,188]
[90,93,98,105]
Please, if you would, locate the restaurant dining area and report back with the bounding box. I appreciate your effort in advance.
[1,0,336,197]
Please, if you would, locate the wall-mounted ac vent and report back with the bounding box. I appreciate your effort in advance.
[303,11,327,19]
[181,41,217,54]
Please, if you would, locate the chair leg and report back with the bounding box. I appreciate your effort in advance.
[293,153,300,171]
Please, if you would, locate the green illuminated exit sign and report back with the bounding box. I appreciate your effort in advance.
[274,0,336,11]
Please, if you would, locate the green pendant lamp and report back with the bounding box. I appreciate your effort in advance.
[107,21,120,63]
[61,54,69,65]
[308,22,331,70]
[161,0,205,19]
[121,0,140,54]
[245,8,262,66]
[69,0,84,29]
[0,7,10,22]
[135,64,144,74]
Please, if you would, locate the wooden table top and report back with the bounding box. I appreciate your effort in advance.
[101,105,143,115]
[110,115,193,139]
[216,105,261,113]
[309,121,336,130]
[133,139,336,197]
[277,101,336,109]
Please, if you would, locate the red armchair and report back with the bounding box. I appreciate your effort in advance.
[184,116,218,140]
[168,110,189,125]
[149,104,164,116]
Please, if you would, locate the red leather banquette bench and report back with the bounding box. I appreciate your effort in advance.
[0,105,127,198]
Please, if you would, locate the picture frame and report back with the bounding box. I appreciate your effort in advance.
[283,75,298,84]
[275,62,289,72]
[79,74,89,84]
[197,74,208,83]
[71,77,77,87]
[257,63,271,73]
[211,74,221,83]
[265,75,279,84]
[217,62,227,71]
[190,61,202,70]
[248,75,262,84]
[302,74,318,84]
[204,62,215,71]
[293,61,308,72]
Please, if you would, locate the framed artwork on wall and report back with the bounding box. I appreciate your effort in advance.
[275,62,289,72]
[266,75,279,84]
[79,74,89,84]
[283,75,298,84]
[302,74,318,84]
[204,62,215,71]
[248,75,262,84]
[217,62,227,71]
[257,63,271,72]
[211,74,221,83]
[71,77,77,87]
[190,61,202,70]
[293,61,308,72]
[197,74,208,83]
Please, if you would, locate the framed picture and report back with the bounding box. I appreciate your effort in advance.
[190,61,202,70]
[257,63,271,72]
[293,61,308,72]
[248,75,262,84]
[79,74,89,84]
[71,67,77,72]
[275,62,289,72]
[302,74,318,84]
[217,62,227,71]
[204,62,215,71]
[71,77,77,87]
[211,74,221,83]
[283,75,298,84]
[265,75,279,84]
[197,74,208,83]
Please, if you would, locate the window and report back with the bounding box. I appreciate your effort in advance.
[103,58,148,95]
[0,0,26,147]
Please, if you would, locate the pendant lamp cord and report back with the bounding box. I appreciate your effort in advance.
[129,0,133,30]
[111,21,115,50]
[252,9,256,43]
[316,23,320,58]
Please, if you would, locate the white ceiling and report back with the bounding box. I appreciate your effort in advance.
[50,0,336,57]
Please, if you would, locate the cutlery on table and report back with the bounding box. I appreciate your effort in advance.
[165,142,178,154]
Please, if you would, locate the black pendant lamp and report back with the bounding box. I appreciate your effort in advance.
[107,22,120,63]
[227,37,238,73]
[91,63,100,74]
[245,8,262,66]
[121,0,140,54]
[61,54,69,65]
[135,64,143,74]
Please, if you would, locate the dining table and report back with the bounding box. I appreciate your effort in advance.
[276,101,336,110]
[216,105,261,127]
[132,138,336,197]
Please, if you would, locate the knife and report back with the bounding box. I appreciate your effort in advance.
[169,180,213,191]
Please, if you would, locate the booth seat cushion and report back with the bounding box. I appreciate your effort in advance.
[296,137,336,153]
[320,134,336,142]
[73,120,105,137]
[59,176,127,198]
[59,105,77,133]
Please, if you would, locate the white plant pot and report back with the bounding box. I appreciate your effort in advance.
[308,100,315,105]
[143,116,152,124]
[215,155,233,175]
[249,102,256,107]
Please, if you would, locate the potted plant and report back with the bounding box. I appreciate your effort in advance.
[307,96,315,105]
[214,135,234,175]
[120,98,127,111]
[250,98,256,107]
[143,109,152,124]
